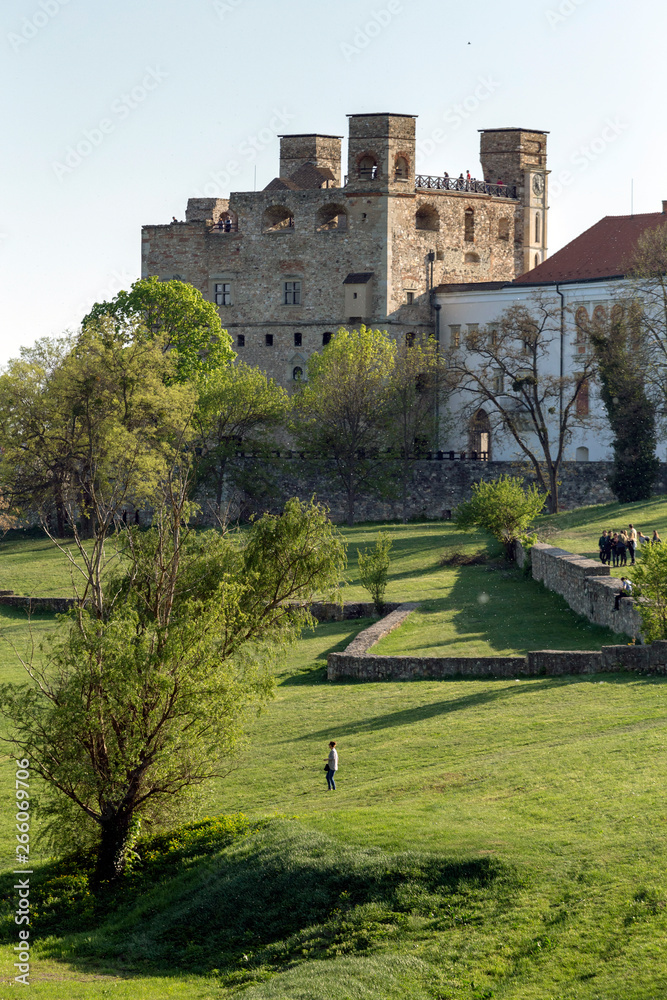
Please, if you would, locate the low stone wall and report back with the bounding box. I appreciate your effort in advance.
[327,601,666,681]
[306,601,401,622]
[520,542,640,639]
[0,593,80,614]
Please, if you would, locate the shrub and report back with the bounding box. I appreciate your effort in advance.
[454,476,546,561]
[358,532,393,614]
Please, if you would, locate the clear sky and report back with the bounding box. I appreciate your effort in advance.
[1,0,664,367]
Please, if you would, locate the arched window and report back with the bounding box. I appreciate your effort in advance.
[498,218,510,241]
[464,208,475,243]
[470,409,491,458]
[316,203,348,231]
[611,304,624,326]
[593,305,607,325]
[322,331,332,346]
[263,205,294,232]
[576,446,589,462]
[405,332,415,347]
[535,213,541,243]
[292,366,303,381]
[576,379,590,417]
[465,252,480,264]
[395,156,409,179]
[215,210,238,232]
[415,204,439,231]
[575,307,589,354]
[358,154,378,180]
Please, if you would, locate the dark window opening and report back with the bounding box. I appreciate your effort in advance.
[464,208,475,243]
[406,291,415,305]
[237,334,245,347]
[406,332,415,347]
[294,332,302,347]
[292,366,303,381]
[214,282,232,306]
[284,281,301,305]
[415,205,439,231]
[358,154,378,180]
[322,331,332,346]
[265,334,274,346]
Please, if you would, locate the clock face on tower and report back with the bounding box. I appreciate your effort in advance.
[532,173,545,196]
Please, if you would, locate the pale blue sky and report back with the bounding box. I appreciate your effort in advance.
[1,0,663,365]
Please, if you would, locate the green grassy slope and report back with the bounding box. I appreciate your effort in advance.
[0,509,666,997]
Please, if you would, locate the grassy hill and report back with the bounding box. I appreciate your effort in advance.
[0,504,666,997]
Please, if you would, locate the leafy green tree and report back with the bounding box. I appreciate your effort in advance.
[1,494,346,889]
[83,276,234,381]
[193,362,289,525]
[357,531,393,614]
[389,336,449,522]
[454,475,546,560]
[293,326,396,526]
[0,324,194,561]
[588,302,659,502]
[630,542,667,641]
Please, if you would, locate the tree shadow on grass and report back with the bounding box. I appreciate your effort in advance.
[2,819,518,981]
[295,677,564,741]
[382,563,625,657]
[280,619,377,686]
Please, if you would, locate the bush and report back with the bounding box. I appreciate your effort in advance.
[630,542,667,641]
[454,476,546,561]
[358,532,393,614]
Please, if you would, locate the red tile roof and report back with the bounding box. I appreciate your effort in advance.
[515,211,667,284]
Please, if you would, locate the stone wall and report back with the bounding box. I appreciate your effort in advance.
[217,456,667,525]
[520,541,641,639]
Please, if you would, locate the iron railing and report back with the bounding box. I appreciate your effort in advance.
[415,175,517,199]
[208,220,240,233]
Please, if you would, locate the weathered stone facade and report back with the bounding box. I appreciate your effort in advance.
[142,114,548,390]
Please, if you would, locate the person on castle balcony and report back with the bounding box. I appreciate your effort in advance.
[457,173,464,190]
[598,529,608,564]
[627,523,638,565]
[614,577,633,611]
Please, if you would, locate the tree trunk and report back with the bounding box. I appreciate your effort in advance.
[402,455,409,523]
[346,487,355,527]
[547,465,559,514]
[92,811,132,890]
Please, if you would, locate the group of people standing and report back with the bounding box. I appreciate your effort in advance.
[598,524,661,567]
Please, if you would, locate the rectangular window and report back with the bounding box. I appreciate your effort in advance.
[237,334,245,347]
[294,332,302,347]
[406,291,415,305]
[490,328,499,347]
[467,323,479,336]
[284,281,301,305]
[492,369,504,394]
[322,332,332,346]
[214,282,232,306]
[449,324,461,349]
[265,334,274,346]
[576,378,590,416]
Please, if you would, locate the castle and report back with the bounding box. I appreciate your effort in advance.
[141,113,549,387]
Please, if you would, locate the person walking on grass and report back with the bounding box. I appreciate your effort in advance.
[325,741,338,791]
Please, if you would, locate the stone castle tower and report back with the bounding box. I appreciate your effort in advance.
[141,113,548,387]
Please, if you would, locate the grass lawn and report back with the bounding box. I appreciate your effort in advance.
[0,507,666,997]
[533,495,667,560]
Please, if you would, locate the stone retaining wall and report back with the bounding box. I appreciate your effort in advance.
[0,593,81,614]
[518,542,640,639]
[217,458,667,526]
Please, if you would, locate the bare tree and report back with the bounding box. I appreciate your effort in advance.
[627,221,667,411]
[448,298,597,513]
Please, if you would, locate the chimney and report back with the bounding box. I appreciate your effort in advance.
[663,200,667,214]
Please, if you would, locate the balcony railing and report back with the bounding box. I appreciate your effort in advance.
[415,175,517,199]
[208,220,240,233]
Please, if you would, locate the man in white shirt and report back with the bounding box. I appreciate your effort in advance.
[614,577,633,611]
